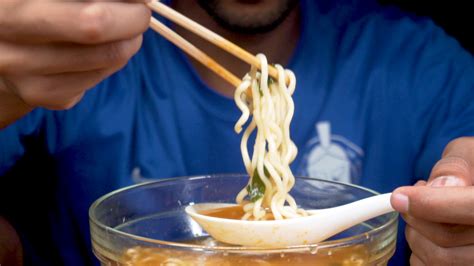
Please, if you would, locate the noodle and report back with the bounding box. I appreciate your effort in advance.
[234,54,307,220]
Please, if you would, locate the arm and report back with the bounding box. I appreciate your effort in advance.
[0,0,151,129]
[0,217,22,266]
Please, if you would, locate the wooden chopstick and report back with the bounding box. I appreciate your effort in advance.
[149,18,242,87]
[147,1,287,84]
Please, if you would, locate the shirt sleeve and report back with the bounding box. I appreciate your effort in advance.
[413,27,474,179]
[0,109,44,175]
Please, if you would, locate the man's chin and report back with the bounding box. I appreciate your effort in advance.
[235,0,262,4]
[197,0,299,34]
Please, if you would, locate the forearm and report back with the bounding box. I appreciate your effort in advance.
[0,216,23,266]
[0,78,33,129]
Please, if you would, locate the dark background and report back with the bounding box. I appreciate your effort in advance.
[380,0,473,54]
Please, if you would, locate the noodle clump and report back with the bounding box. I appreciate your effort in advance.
[234,54,307,220]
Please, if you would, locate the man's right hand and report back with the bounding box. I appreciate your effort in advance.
[0,1,151,128]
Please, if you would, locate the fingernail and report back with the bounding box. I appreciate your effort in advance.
[392,193,409,213]
[428,175,465,187]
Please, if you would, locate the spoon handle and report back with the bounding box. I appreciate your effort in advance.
[348,192,393,216]
[313,193,395,237]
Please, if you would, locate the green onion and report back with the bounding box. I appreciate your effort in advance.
[268,77,276,87]
[246,167,269,202]
[258,84,263,96]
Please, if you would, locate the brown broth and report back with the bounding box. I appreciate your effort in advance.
[199,205,246,220]
[95,208,395,265]
[114,244,370,266]
[95,232,396,265]
[198,205,275,220]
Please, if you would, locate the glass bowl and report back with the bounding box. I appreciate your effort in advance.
[89,174,398,265]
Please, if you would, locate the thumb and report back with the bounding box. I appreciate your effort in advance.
[390,185,474,224]
[390,155,471,218]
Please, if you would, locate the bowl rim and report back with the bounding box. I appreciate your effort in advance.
[89,174,398,252]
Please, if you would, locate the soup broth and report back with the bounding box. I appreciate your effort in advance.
[199,205,246,220]
[121,243,368,266]
[93,209,396,266]
[199,204,277,221]
[93,234,395,266]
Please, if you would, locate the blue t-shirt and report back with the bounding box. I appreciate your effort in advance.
[1,0,473,265]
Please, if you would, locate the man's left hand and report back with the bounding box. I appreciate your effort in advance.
[391,137,474,266]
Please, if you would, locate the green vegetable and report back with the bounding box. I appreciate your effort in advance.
[268,77,276,87]
[246,167,269,202]
[257,84,263,96]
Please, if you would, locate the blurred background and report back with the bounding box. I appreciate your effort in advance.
[380,0,473,54]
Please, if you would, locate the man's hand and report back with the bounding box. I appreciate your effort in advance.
[391,137,474,265]
[0,1,151,128]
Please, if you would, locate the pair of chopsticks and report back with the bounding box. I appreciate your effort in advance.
[147,1,286,88]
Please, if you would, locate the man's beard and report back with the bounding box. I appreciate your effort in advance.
[197,0,299,34]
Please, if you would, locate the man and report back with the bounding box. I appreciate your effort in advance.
[0,0,473,265]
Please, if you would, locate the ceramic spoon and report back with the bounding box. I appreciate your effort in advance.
[185,193,394,247]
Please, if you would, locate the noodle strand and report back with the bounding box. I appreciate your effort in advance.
[234,54,307,220]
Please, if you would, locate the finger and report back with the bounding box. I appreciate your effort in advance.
[8,66,124,110]
[427,138,474,186]
[392,186,474,225]
[409,254,424,266]
[403,214,474,247]
[414,180,427,186]
[406,225,431,265]
[0,2,151,44]
[406,225,474,265]
[427,158,472,187]
[0,36,142,75]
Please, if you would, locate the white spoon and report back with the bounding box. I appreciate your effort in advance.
[185,193,394,247]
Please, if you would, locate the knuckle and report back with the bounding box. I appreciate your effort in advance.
[105,40,135,66]
[132,35,143,54]
[18,89,44,107]
[431,232,455,248]
[50,90,86,110]
[0,77,18,97]
[18,87,56,109]
[0,43,15,74]
[78,4,109,42]
[405,226,412,242]
[44,96,83,110]
[435,225,470,248]
[405,225,419,248]
[405,226,453,266]
[409,254,423,266]
[428,247,452,266]
[0,2,16,28]
[56,96,83,110]
[18,85,84,110]
[139,8,152,32]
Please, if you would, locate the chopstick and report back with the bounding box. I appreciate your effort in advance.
[149,18,242,87]
[147,1,287,86]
